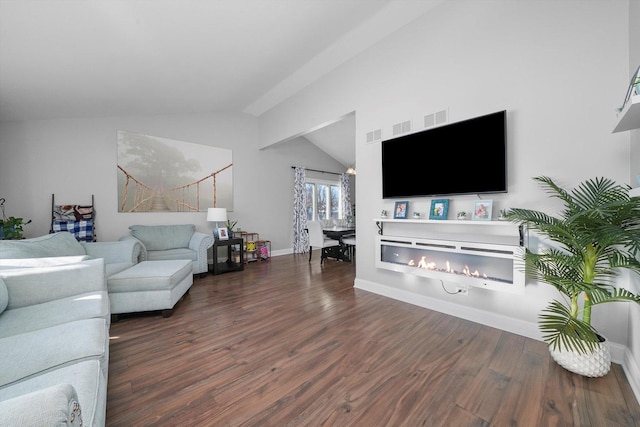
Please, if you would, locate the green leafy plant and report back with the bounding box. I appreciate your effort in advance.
[505,176,640,354]
[226,219,238,232]
[0,216,31,240]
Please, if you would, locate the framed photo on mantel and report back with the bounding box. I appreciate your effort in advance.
[394,201,409,219]
[472,200,493,221]
[429,199,449,220]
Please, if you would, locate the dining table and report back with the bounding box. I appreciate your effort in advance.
[322,226,356,262]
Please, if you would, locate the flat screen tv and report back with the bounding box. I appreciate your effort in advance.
[382,110,507,198]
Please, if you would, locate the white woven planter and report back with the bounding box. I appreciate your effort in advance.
[548,338,611,377]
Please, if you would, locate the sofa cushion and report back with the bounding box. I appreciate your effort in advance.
[0,318,108,387]
[147,248,198,262]
[0,290,109,339]
[129,224,195,251]
[0,255,91,270]
[0,258,106,310]
[0,232,85,259]
[0,278,7,314]
[108,260,192,293]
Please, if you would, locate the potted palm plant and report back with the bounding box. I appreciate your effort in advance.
[505,176,640,377]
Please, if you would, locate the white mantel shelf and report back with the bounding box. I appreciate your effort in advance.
[613,94,640,133]
[375,218,516,226]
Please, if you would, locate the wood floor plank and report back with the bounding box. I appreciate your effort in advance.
[106,255,640,426]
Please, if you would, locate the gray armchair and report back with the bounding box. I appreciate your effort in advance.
[120,224,213,275]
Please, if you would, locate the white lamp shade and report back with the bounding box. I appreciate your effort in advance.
[206,208,227,222]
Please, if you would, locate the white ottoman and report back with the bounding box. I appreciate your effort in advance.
[107,260,193,321]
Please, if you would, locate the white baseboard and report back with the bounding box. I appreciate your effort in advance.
[623,347,640,405]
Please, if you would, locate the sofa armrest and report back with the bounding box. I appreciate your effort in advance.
[81,239,142,265]
[0,383,83,426]
[119,235,147,262]
[189,231,214,273]
[0,258,106,309]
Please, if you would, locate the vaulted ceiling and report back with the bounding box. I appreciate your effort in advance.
[0,0,442,166]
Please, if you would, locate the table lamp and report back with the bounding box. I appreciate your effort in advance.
[207,208,227,239]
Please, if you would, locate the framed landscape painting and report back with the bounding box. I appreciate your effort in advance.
[117,131,233,213]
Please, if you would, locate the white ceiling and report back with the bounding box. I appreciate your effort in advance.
[0,0,442,166]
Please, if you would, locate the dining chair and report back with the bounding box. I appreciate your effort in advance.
[306,220,340,264]
[342,234,356,262]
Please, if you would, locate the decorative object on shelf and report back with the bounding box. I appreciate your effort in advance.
[429,199,449,220]
[498,209,508,221]
[412,212,421,219]
[207,207,227,239]
[456,211,468,220]
[393,201,409,219]
[472,200,493,221]
[0,198,31,240]
[217,227,229,240]
[380,210,388,218]
[505,176,640,377]
[226,219,238,237]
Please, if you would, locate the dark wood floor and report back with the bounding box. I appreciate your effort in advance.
[106,255,640,426]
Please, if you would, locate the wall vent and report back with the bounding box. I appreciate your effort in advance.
[435,109,448,125]
[401,120,411,133]
[424,113,435,128]
[366,129,383,144]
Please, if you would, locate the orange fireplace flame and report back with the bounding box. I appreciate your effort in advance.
[409,258,491,280]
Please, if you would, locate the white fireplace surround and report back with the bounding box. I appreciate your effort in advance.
[374,218,526,294]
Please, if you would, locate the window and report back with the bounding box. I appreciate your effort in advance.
[305,177,343,221]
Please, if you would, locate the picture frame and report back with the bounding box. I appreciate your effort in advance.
[429,199,449,220]
[472,200,493,221]
[393,201,409,219]
[217,227,229,240]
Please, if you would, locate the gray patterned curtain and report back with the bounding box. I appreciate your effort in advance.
[341,173,352,221]
[292,167,309,253]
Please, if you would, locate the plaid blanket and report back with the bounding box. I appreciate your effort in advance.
[52,220,94,242]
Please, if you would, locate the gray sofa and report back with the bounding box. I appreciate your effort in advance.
[120,224,213,275]
[0,231,195,320]
[0,257,110,426]
[0,231,141,277]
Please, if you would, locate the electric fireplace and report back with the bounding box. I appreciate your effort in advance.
[375,235,525,294]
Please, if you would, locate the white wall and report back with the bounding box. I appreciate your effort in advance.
[0,112,345,252]
[259,0,637,380]
[626,0,640,399]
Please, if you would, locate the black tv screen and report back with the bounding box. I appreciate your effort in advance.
[382,110,507,198]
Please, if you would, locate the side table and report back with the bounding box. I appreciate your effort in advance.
[211,237,244,275]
